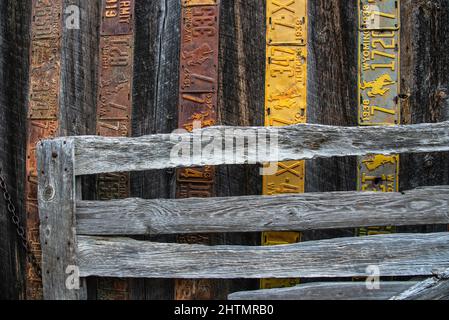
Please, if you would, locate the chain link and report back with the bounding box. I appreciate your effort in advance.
[0,169,42,278]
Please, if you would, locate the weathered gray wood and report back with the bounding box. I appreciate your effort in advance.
[391,268,449,300]
[214,0,267,298]
[77,186,449,236]
[131,0,180,301]
[77,232,449,279]
[71,121,449,176]
[303,0,358,243]
[228,281,418,300]
[37,139,86,300]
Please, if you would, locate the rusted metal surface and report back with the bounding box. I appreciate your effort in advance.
[175,0,219,300]
[95,0,135,300]
[97,35,133,137]
[357,0,400,236]
[26,0,63,300]
[262,0,307,290]
[100,0,135,36]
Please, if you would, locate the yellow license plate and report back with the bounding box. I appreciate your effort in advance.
[267,0,307,45]
[357,154,399,192]
[265,45,307,127]
[262,0,307,290]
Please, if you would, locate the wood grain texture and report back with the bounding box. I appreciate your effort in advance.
[77,232,449,279]
[399,0,449,234]
[58,0,100,300]
[214,0,266,298]
[60,0,99,199]
[71,121,449,176]
[391,268,449,300]
[77,186,449,235]
[306,0,357,193]
[131,0,181,300]
[0,0,30,300]
[37,139,86,299]
[228,281,417,300]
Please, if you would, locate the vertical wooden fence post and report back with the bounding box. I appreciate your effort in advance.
[37,139,86,300]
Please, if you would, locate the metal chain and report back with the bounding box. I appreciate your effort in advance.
[0,168,42,278]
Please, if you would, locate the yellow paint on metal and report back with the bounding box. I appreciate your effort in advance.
[357,0,400,237]
[262,0,307,290]
[182,0,217,6]
[267,0,307,45]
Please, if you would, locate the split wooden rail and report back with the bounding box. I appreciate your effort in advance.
[37,121,449,300]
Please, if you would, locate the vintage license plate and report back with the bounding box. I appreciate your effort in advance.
[27,0,63,300]
[96,0,135,300]
[358,154,399,192]
[359,0,400,31]
[263,160,305,195]
[29,0,62,120]
[179,92,217,130]
[267,0,307,45]
[101,0,135,35]
[176,0,220,301]
[97,35,133,137]
[359,29,399,125]
[183,0,217,5]
[180,5,219,94]
[265,46,307,126]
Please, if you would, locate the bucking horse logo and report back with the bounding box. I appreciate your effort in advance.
[182,44,214,67]
[360,74,396,97]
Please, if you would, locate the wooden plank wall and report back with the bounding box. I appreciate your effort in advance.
[0,0,31,300]
[59,0,100,299]
[305,0,449,241]
[215,0,265,298]
[1,0,448,300]
[399,0,449,235]
[304,0,358,245]
[131,0,180,300]
[132,0,266,300]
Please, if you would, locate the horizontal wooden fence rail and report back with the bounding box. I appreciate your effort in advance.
[228,281,419,300]
[76,186,449,235]
[60,120,449,176]
[391,268,449,300]
[77,233,449,279]
[36,122,449,299]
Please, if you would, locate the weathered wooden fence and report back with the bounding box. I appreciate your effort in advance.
[37,121,449,300]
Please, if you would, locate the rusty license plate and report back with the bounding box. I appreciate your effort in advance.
[101,0,135,35]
